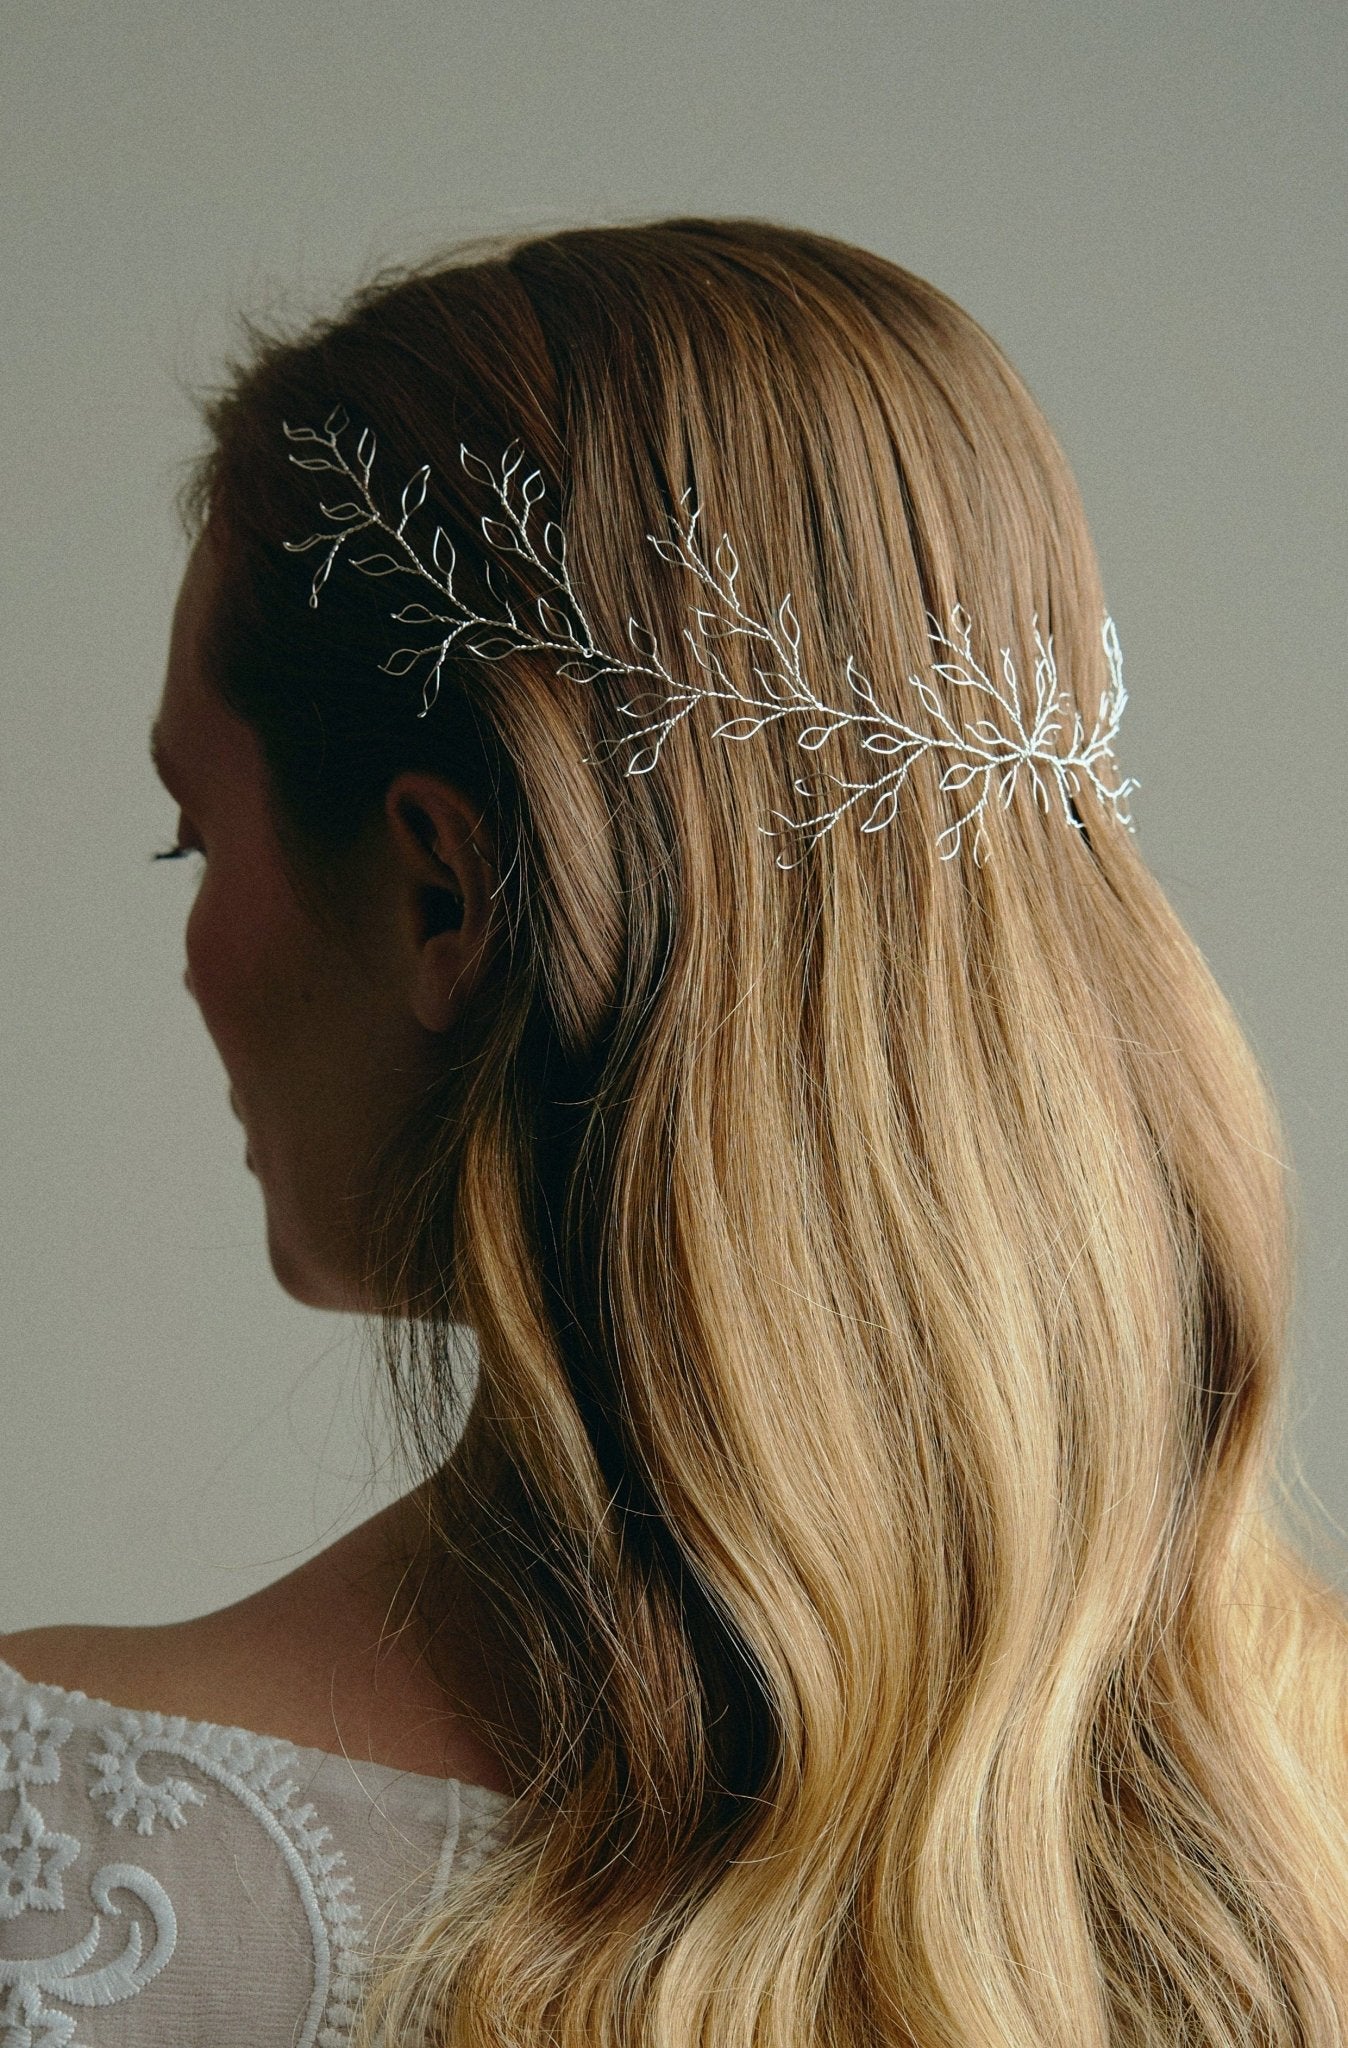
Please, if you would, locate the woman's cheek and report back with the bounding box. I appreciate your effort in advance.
[183,878,248,1062]
[184,867,297,1085]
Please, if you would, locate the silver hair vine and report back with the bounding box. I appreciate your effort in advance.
[282,404,1138,869]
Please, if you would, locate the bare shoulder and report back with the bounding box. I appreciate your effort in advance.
[0,1505,410,1732]
[0,1518,517,1796]
[0,1621,178,1709]
[0,1605,347,1741]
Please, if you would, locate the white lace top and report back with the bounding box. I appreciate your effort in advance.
[0,1656,514,2047]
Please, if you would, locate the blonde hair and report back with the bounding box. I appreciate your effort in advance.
[186,217,1348,2046]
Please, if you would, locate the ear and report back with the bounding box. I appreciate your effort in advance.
[382,772,498,1034]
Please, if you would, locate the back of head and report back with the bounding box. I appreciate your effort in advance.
[185,217,1348,2048]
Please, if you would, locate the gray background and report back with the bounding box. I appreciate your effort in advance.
[2,1,1343,1628]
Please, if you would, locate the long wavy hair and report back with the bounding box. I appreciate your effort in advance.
[180,217,1348,2047]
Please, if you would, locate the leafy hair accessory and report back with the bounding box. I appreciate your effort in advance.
[282,406,1138,868]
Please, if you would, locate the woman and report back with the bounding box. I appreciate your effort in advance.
[2,216,1344,2046]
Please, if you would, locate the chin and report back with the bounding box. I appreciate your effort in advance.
[263,1214,363,1313]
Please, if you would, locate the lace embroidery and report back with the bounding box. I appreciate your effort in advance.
[0,1668,369,2048]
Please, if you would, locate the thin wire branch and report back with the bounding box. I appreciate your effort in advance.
[283,408,1138,868]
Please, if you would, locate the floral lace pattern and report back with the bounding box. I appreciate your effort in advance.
[0,1661,497,2048]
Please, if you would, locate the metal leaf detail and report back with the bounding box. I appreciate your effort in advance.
[283,411,1138,867]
